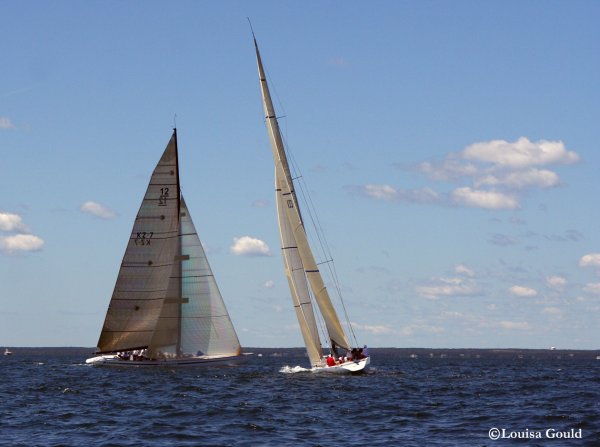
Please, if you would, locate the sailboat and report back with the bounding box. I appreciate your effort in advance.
[4,348,13,356]
[253,36,370,374]
[86,129,243,367]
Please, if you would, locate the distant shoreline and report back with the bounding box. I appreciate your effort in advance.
[3,346,599,360]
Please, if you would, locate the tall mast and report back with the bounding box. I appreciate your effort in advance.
[173,127,183,356]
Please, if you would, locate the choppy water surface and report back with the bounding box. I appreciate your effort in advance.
[1,348,599,446]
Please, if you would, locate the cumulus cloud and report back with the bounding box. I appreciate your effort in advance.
[0,234,44,252]
[509,285,538,297]
[0,212,27,231]
[264,280,275,289]
[462,137,579,168]
[0,116,15,129]
[452,187,519,210]
[0,211,44,254]
[546,276,567,289]
[80,201,117,219]
[475,168,560,189]
[361,137,580,211]
[579,253,600,268]
[416,276,482,299]
[230,236,272,257]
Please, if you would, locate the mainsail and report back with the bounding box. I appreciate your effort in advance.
[253,37,351,366]
[96,130,241,359]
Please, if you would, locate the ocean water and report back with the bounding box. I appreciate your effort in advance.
[1,348,599,446]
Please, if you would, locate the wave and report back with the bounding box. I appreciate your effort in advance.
[279,365,311,374]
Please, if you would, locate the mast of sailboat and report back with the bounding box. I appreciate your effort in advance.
[173,127,183,357]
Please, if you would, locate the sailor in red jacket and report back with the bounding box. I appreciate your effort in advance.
[326,354,336,367]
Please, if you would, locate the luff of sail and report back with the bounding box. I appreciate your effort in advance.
[253,38,351,361]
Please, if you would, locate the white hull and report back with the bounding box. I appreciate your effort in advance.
[314,356,370,374]
[85,354,244,368]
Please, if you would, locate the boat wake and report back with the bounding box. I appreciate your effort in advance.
[279,365,311,374]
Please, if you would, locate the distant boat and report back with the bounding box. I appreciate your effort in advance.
[86,129,242,367]
[4,348,13,356]
[252,35,370,374]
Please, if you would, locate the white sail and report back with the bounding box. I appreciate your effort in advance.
[253,37,351,361]
[96,130,241,361]
[178,196,241,357]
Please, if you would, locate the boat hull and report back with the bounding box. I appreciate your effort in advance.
[314,356,370,374]
[85,354,245,368]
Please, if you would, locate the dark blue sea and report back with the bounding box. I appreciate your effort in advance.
[1,348,599,446]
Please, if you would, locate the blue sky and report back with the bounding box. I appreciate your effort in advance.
[2,1,599,349]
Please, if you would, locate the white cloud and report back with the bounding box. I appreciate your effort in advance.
[0,212,26,231]
[476,168,559,189]
[230,236,272,257]
[455,264,475,277]
[363,184,398,201]
[264,280,275,289]
[350,185,441,204]
[417,159,480,182]
[546,276,567,289]
[0,234,44,252]
[80,201,117,219]
[462,137,579,168]
[509,285,538,297]
[579,253,600,268]
[452,187,519,210]
[357,137,578,212]
[0,116,15,129]
[416,276,481,299]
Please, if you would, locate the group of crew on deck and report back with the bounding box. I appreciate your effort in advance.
[326,345,369,367]
[117,349,149,361]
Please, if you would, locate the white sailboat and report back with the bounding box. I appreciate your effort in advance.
[4,348,13,356]
[253,36,370,374]
[86,129,243,367]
